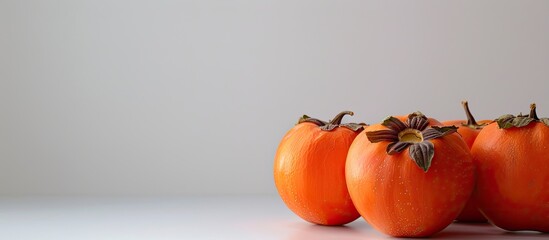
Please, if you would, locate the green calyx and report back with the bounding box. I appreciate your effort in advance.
[298,111,366,132]
[366,112,457,172]
[495,103,549,129]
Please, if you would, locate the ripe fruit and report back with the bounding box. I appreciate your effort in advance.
[346,112,475,237]
[274,111,364,225]
[442,101,490,222]
[471,103,549,232]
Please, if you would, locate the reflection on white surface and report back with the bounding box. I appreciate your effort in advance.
[283,222,381,240]
[0,196,547,240]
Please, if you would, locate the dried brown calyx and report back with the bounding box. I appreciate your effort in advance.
[366,112,457,172]
[495,103,549,129]
[298,111,366,132]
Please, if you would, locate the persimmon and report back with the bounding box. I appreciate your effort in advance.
[471,103,549,232]
[443,101,490,222]
[346,112,475,237]
[274,111,364,225]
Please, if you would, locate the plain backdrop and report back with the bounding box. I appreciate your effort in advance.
[1,0,549,196]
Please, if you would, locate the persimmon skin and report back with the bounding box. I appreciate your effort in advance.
[443,119,491,222]
[443,120,492,148]
[346,119,475,237]
[274,122,360,225]
[471,122,549,232]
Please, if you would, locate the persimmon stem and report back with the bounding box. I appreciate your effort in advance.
[529,103,539,120]
[330,111,354,125]
[460,101,487,129]
[297,111,364,132]
[462,101,479,126]
[496,103,549,129]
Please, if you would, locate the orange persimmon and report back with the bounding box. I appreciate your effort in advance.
[346,112,475,237]
[274,111,364,225]
[471,104,549,232]
[442,101,490,222]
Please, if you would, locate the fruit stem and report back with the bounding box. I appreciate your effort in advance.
[462,101,479,126]
[529,103,539,120]
[330,111,354,125]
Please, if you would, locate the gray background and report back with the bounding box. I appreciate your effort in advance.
[1,0,548,196]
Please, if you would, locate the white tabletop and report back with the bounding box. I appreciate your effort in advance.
[0,196,545,239]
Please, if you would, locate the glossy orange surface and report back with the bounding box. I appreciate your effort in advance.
[274,122,360,225]
[346,117,475,237]
[442,119,491,222]
[443,119,492,148]
[471,122,549,232]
